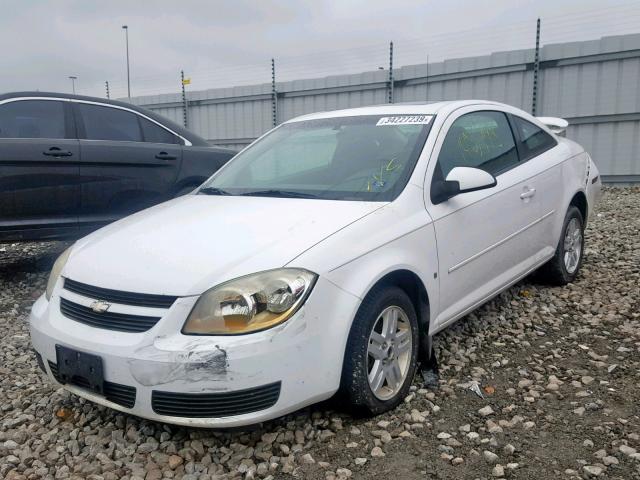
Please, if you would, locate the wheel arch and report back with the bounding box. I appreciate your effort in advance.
[359,268,432,363]
[569,190,588,226]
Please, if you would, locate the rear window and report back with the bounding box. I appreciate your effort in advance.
[78,103,142,142]
[140,117,180,144]
[513,116,556,159]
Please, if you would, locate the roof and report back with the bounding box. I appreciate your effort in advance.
[286,100,507,123]
[0,91,218,148]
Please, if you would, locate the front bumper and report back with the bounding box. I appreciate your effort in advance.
[30,276,360,427]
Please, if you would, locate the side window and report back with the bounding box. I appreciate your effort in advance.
[512,116,557,159]
[436,111,519,179]
[78,103,142,142]
[0,100,66,139]
[139,116,180,144]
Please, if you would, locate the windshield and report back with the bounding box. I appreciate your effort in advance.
[199,114,433,201]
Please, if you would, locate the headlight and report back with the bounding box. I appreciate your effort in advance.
[182,269,317,335]
[45,247,73,300]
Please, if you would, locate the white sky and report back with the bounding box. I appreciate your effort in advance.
[2,0,640,98]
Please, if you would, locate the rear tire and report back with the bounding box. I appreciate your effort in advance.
[340,285,419,415]
[537,206,584,285]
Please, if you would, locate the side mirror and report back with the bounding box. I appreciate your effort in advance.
[431,166,497,204]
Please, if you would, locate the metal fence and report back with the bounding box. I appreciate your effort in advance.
[130,33,640,183]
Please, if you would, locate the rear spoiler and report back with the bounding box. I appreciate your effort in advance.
[536,116,569,136]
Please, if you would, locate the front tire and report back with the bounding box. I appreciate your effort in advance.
[340,286,419,415]
[538,206,585,285]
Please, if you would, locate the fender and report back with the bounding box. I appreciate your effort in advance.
[289,186,440,334]
[555,150,590,243]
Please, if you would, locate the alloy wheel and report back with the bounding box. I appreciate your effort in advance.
[367,305,413,400]
[563,217,583,274]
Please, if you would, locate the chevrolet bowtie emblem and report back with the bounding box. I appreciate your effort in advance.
[90,300,111,313]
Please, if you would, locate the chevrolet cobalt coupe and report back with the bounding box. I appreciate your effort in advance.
[30,101,601,427]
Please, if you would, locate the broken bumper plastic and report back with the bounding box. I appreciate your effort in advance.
[29,276,360,427]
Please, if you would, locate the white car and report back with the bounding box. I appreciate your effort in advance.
[30,100,601,427]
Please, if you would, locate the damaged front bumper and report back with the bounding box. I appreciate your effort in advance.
[29,276,360,427]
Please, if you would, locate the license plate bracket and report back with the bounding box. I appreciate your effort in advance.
[55,345,104,395]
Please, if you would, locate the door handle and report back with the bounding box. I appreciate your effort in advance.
[520,187,536,199]
[43,147,73,157]
[155,152,177,160]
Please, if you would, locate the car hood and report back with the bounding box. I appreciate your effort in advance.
[65,195,384,296]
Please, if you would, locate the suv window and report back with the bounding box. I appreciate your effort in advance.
[435,111,519,179]
[78,103,142,142]
[0,100,66,139]
[513,116,556,159]
[139,116,180,144]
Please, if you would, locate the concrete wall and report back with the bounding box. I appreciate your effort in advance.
[130,34,640,182]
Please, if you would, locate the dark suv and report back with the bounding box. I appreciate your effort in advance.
[0,92,235,241]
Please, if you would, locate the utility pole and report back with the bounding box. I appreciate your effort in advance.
[531,18,541,116]
[425,54,429,102]
[122,25,131,99]
[181,70,188,128]
[68,76,77,94]
[388,41,394,104]
[271,58,278,127]
[105,81,110,99]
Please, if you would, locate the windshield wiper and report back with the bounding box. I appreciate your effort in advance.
[238,189,319,199]
[198,187,233,196]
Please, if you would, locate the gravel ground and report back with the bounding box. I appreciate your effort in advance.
[1,187,639,480]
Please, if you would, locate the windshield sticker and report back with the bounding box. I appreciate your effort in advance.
[376,115,433,126]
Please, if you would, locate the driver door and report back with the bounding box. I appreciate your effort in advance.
[427,108,543,328]
[0,98,80,239]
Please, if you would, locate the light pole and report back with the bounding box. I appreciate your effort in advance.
[122,25,131,99]
[68,76,77,94]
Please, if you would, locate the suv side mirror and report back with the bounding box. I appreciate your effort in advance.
[431,166,497,204]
